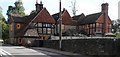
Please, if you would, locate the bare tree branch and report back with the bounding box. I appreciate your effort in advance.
[70,0,77,16]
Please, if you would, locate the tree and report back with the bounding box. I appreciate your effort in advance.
[6,0,25,23]
[112,19,120,38]
[0,19,9,42]
[14,0,25,16]
[0,7,2,40]
[0,7,9,42]
[112,19,120,33]
[0,7,3,19]
[7,0,25,17]
[116,19,120,24]
[70,0,77,16]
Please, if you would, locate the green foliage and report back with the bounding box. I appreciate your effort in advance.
[0,8,9,42]
[112,19,120,33]
[7,0,25,16]
[115,32,120,38]
[14,0,25,16]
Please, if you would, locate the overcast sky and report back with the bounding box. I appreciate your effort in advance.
[0,0,120,20]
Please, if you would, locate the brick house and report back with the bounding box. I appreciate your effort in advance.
[8,2,113,45]
[52,8,76,36]
[72,13,85,34]
[73,3,112,36]
[9,1,55,45]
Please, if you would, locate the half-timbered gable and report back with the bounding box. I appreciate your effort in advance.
[9,1,56,45]
[24,7,55,38]
[52,9,76,35]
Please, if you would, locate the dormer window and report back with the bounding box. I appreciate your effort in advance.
[16,23,21,29]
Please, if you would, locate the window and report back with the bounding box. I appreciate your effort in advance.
[108,24,111,32]
[96,23,102,32]
[47,28,51,34]
[35,23,54,35]
[90,24,95,34]
[96,23,99,26]
[108,24,111,28]
[93,24,95,27]
[38,23,42,27]
[16,23,21,29]
[87,24,89,29]
[90,24,92,28]
[43,24,46,27]
[43,28,46,34]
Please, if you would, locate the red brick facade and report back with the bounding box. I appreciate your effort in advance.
[96,14,112,33]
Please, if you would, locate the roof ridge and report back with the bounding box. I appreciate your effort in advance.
[72,13,85,17]
[80,12,102,24]
[23,7,45,32]
[52,10,65,15]
[86,12,102,16]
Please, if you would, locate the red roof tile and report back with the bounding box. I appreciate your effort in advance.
[33,8,55,23]
[61,9,74,25]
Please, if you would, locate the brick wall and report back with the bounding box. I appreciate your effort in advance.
[36,38,120,55]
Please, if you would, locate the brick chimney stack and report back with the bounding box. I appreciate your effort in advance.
[101,3,109,36]
[35,0,43,12]
[101,3,109,15]
[39,1,43,11]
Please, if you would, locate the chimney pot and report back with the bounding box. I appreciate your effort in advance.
[101,3,109,14]
[35,1,43,12]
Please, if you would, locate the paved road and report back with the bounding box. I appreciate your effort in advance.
[0,43,70,57]
[0,42,90,57]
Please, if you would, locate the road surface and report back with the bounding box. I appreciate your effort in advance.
[0,42,79,57]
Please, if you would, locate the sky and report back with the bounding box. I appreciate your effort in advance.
[0,0,120,20]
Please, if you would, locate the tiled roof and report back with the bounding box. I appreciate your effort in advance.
[27,12,37,23]
[52,11,64,21]
[12,16,28,23]
[81,12,102,24]
[52,9,74,25]
[72,13,85,21]
[72,13,85,25]
[33,8,55,23]
[61,10,74,25]
[12,12,37,24]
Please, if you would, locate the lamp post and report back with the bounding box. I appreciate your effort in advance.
[59,0,62,50]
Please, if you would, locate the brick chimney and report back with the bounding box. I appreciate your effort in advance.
[101,3,109,15]
[39,1,43,11]
[35,0,43,12]
[101,3,109,36]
